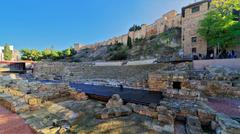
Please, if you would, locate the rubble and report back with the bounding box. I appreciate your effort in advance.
[106,94,123,108]
[127,103,158,118]
[96,94,132,119]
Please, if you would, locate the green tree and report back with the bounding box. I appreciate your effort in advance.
[129,25,142,32]
[211,0,240,16]
[30,49,43,61]
[63,48,72,57]
[197,0,240,54]
[42,49,52,58]
[50,50,60,60]
[127,36,132,49]
[3,44,12,61]
[21,47,77,61]
[21,49,43,61]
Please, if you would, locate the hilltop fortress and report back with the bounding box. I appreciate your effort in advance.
[74,9,182,52]
[74,0,239,58]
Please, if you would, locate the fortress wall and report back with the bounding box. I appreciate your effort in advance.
[75,10,181,51]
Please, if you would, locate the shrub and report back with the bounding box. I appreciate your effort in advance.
[109,50,128,61]
[129,25,142,32]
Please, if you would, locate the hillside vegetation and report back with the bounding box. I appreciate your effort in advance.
[72,27,181,62]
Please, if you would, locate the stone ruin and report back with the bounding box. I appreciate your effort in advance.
[0,61,240,133]
[0,75,90,133]
[145,63,240,133]
[96,94,240,134]
[148,63,240,99]
[1,75,185,133]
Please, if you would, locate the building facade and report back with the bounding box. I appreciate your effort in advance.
[0,46,4,61]
[182,0,210,57]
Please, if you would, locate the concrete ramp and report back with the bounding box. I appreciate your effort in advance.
[193,58,240,70]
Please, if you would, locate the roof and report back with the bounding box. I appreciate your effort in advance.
[0,61,35,64]
[182,0,211,17]
[182,0,210,10]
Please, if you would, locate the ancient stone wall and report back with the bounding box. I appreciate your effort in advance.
[33,62,168,87]
[148,66,240,98]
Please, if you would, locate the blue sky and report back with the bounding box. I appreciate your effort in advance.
[0,0,194,50]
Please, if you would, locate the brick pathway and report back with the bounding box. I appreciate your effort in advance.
[0,105,35,134]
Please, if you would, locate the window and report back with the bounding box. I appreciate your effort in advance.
[192,37,197,43]
[192,6,200,13]
[192,48,197,53]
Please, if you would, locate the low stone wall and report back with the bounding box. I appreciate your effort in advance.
[148,68,240,98]
[193,58,240,70]
[33,62,168,87]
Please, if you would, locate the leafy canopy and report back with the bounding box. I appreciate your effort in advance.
[21,47,76,61]
[197,0,240,50]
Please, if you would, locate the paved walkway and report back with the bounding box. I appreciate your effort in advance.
[208,98,240,118]
[0,105,35,134]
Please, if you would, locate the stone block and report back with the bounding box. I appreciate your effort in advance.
[70,92,88,101]
[144,120,174,134]
[216,114,240,134]
[106,94,123,108]
[96,106,132,119]
[129,104,158,119]
[28,98,42,106]
[186,116,203,134]
[197,109,215,126]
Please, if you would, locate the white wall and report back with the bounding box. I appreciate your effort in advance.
[0,46,4,61]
